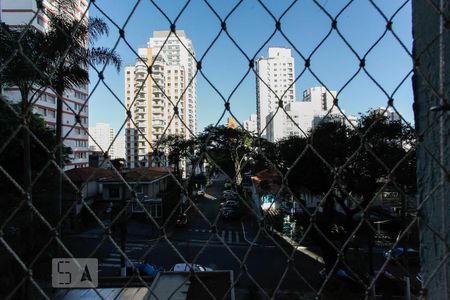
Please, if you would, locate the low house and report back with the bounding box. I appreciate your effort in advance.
[98,167,179,224]
[64,167,114,229]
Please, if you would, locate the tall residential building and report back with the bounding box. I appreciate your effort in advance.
[256,47,296,137]
[149,31,197,136]
[243,114,257,133]
[266,87,340,142]
[125,30,197,168]
[1,0,90,169]
[88,123,125,160]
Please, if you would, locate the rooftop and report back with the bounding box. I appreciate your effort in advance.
[65,167,114,183]
[98,167,173,183]
[153,30,186,38]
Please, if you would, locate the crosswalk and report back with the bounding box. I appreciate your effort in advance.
[188,228,244,245]
[99,229,246,269]
[99,241,147,268]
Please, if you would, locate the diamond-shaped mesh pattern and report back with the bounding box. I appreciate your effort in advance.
[0,0,449,299]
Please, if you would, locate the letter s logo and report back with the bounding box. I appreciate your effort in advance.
[57,261,72,285]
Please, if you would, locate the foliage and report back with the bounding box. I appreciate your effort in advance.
[42,13,121,165]
[0,23,48,101]
[0,98,70,190]
[200,125,252,185]
[111,158,126,171]
[254,112,416,273]
[156,134,196,175]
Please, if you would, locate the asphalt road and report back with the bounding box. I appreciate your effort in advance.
[62,175,324,296]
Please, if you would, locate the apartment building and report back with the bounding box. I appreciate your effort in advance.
[149,30,197,137]
[256,47,296,137]
[243,114,257,134]
[88,123,125,160]
[125,30,197,168]
[266,87,340,142]
[1,0,90,168]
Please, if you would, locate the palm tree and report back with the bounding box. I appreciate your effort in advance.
[40,12,121,236]
[44,13,121,167]
[0,25,50,298]
[0,23,48,190]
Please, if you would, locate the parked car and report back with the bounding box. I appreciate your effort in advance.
[126,260,163,276]
[221,207,240,220]
[220,200,239,208]
[197,188,205,196]
[223,190,237,196]
[221,209,240,220]
[319,268,365,294]
[224,181,232,189]
[170,263,212,272]
[224,194,239,201]
[384,247,419,265]
[175,214,188,228]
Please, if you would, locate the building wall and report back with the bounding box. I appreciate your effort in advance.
[256,47,296,137]
[243,113,257,133]
[149,30,197,137]
[126,30,197,168]
[1,0,90,169]
[266,87,339,142]
[89,123,125,159]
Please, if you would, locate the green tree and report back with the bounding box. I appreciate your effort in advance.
[43,13,121,166]
[200,125,252,185]
[111,158,126,171]
[156,134,196,176]
[273,112,416,276]
[0,97,71,299]
[0,24,49,194]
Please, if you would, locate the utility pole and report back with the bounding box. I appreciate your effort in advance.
[120,182,128,277]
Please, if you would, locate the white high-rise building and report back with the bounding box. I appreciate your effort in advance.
[1,0,90,169]
[256,47,296,137]
[113,135,126,160]
[149,30,197,137]
[125,30,197,168]
[243,114,258,133]
[266,87,340,142]
[88,123,125,160]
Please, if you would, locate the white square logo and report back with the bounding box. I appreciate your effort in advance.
[52,258,98,288]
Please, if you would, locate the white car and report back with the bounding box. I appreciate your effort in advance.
[220,200,239,207]
[197,189,205,196]
[170,263,213,272]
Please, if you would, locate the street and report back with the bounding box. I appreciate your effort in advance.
[63,175,323,296]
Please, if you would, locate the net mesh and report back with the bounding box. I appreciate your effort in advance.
[0,0,448,299]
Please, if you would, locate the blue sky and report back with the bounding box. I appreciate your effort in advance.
[88,0,414,135]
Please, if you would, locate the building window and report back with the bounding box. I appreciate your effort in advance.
[108,187,120,199]
[149,203,162,218]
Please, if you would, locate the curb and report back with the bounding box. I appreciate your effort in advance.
[272,230,324,264]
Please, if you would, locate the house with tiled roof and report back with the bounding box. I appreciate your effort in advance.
[63,167,115,230]
[98,167,179,224]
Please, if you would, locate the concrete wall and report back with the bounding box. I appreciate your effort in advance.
[413,1,450,298]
